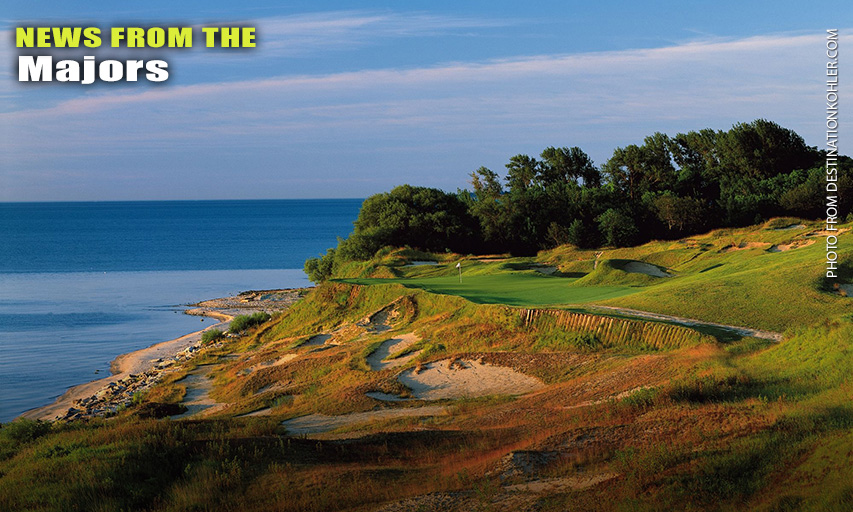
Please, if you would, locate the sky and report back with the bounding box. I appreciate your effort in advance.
[1,1,851,201]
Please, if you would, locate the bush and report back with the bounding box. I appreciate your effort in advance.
[304,247,337,283]
[0,419,52,444]
[228,312,271,334]
[669,374,750,403]
[201,329,224,345]
[617,387,663,411]
[136,402,187,419]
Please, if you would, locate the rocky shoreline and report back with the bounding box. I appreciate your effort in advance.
[60,340,215,421]
[22,288,307,422]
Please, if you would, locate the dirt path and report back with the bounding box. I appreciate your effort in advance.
[586,305,784,342]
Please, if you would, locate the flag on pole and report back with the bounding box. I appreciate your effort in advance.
[456,262,462,283]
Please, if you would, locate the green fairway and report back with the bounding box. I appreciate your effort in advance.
[339,273,638,306]
[334,219,852,332]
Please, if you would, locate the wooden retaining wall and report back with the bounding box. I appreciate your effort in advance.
[519,309,712,350]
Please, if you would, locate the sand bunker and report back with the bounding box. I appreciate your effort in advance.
[252,354,297,371]
[533,265,558,275]
[172,368,226,419]
[476,256,510,262]
[239,407,273,417]
[767,239,816,252]
[404,260,438,266]
[359,305,397,334]
[367,333,421,371]
[804,227,850,238]
[303,334,332,346]
[504,473,618,493]
[365,391,415,402]
[397,358,543,400]
[771,224,805,230]
[839,284,853,297]
[722,242,771,253]
[282,406,447,435]
[622,261,671,278]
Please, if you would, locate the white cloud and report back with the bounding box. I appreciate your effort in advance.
[1,30,850,200]
[254,10,510,54]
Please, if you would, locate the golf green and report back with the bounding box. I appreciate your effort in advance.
[340,273,638,306]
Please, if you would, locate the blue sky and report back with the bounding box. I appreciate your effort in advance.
[1,1,850,201]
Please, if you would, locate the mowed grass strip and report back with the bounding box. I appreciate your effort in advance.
[339,273,638,306]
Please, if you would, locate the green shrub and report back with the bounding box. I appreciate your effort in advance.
[0,419,52,444]
[566,218,599,248]
[228,312,271,334]
[136,402,187,419]
[201,329,224,344]
[304,247,337,283]
[617,387,663,411]
[669,374,751,403]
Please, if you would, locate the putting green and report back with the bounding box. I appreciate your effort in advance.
[339,273,638,306]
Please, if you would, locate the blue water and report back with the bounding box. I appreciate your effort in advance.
[0,200,361,421]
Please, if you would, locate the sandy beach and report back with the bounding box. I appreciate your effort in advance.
[19,314,231,421]
[19,289,305,422]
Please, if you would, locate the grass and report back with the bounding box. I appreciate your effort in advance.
[590,221,853,332]
[201,328,224,344]
[2,219,851,511]
[229,312,272,334]
[339,273,638,306]
[339,218,852,333]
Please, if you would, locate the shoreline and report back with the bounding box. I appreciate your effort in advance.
[19,311,232,422]
[18,288,306,422]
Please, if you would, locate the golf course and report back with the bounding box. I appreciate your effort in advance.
[2,218,851,512]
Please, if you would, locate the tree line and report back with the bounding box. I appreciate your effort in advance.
[306,119,852,282]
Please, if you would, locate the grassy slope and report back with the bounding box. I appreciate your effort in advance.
[339,220,852,333]
[592,225,852,332]
[2,220,851,512]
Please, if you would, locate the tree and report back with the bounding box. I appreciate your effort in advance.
[304,119,841,281]
[639,132,676,191]
[468,167,509,251]
[538,146,600,187]
[546,222,570,248]
[603,134,676,202]
[505,154,538,192]
[602,144,645,201]
[346,185,479,257]
[566,218,599,248]
[653,194,705,232]
[717,119,819,180]
[596,209,639,247]
[470,166,503,200]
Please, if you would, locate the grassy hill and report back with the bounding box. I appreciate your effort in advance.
[340,219,852,332]
[1,219,851,512]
